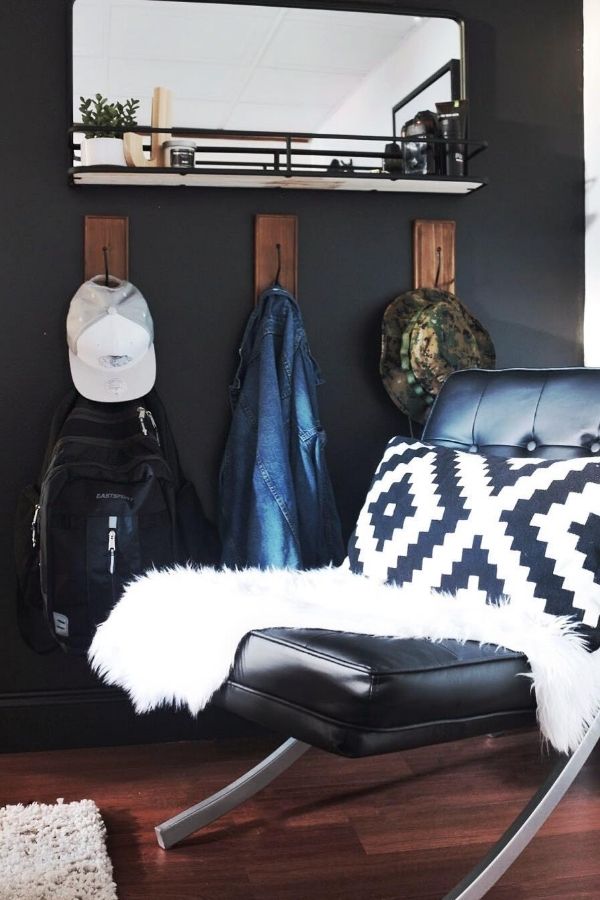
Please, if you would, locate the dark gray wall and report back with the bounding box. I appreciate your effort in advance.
[0,0,584,750]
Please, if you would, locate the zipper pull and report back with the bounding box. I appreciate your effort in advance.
[145,409,160,446]
[137,406,148,436]
[31,504,40,549]
[107,516,117,575]
[137,406,160,446]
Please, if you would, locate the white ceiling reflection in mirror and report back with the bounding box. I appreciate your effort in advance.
[72,1,462,137]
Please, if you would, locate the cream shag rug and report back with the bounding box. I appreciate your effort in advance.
[0,798,118,900]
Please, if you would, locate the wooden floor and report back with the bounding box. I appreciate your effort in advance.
[1,728,599,899]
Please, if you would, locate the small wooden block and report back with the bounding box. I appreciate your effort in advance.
[123,87,173,168]
[123,132,147,167]
[413,219,456,293]
[254,214,298,303]
[84,215,129,282]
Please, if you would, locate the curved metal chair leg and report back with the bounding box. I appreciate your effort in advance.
[155,737,311,849]
[156,712,600,892]
[444,710,600,899]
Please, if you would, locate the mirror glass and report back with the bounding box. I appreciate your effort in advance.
[72,1,463,141]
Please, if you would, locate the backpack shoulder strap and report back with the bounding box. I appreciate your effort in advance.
[38,390,79,484]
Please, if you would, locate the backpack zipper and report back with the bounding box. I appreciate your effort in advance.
[50,435,167,457]
[64,407,161,445]
[137,407,160,445]
[107,516,117,574]
[31,504,40,548]
[67,409,141,425]
[42,453,174,483]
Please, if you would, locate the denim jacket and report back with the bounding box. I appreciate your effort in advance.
[219,286,345,570]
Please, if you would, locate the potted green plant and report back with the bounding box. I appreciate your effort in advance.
[79,94,140,166]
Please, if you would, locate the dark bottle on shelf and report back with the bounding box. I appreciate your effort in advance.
[436,100,468,178]
[382,141,404,178]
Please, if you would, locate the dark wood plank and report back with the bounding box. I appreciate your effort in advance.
[1,730,598,899]
[84,215,129,282]
[254,214,298,303]
[413,219,456,293]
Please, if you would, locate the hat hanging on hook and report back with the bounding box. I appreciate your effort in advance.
[66,275,156,403]
[380,287,495,424]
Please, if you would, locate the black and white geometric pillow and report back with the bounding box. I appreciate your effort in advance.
[347,438,600,635]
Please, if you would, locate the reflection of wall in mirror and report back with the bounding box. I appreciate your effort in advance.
[308,18,460,169]
[72,1,459,172]
[72,2,440,130]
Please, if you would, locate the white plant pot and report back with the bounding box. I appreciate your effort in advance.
[80,137,127,167]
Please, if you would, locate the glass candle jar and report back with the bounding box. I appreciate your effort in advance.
[164,140,197,168]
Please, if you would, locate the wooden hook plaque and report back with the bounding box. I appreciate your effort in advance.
[412,219,456,293]
[84,215,129,282]
[254,214,298,303]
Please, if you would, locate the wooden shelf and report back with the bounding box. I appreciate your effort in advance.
[69,167,486,195]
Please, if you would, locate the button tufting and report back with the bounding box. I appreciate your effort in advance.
[469,444,478,453]
[526,440,537,452]
[591,442,600,454]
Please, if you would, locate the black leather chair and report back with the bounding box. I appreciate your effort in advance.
[155,368,600,899]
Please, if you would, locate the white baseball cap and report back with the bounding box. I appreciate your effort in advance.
[67,276,156,402]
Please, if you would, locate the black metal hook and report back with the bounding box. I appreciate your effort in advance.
[434,246,442,289]
[102,245,110,286]
[274,243,282,287]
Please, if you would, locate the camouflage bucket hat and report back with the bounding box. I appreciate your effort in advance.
[380,287,495,424]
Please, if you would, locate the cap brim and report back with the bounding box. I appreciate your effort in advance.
[69,345,156,402]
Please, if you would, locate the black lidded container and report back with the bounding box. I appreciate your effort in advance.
[401,110,442,176]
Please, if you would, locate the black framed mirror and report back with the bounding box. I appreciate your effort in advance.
[69,1,483,192]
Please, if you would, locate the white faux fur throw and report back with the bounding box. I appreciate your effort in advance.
[88,565,600,755]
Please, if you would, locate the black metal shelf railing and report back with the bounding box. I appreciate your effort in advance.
[69,124,487,185]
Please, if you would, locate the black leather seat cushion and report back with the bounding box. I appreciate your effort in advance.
[217,629,535,757]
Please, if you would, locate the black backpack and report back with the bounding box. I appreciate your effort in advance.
[15,390,219,654]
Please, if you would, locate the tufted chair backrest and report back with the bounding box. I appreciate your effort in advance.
[422,368,600,460]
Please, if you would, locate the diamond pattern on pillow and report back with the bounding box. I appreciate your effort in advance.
[347,439,600,636]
